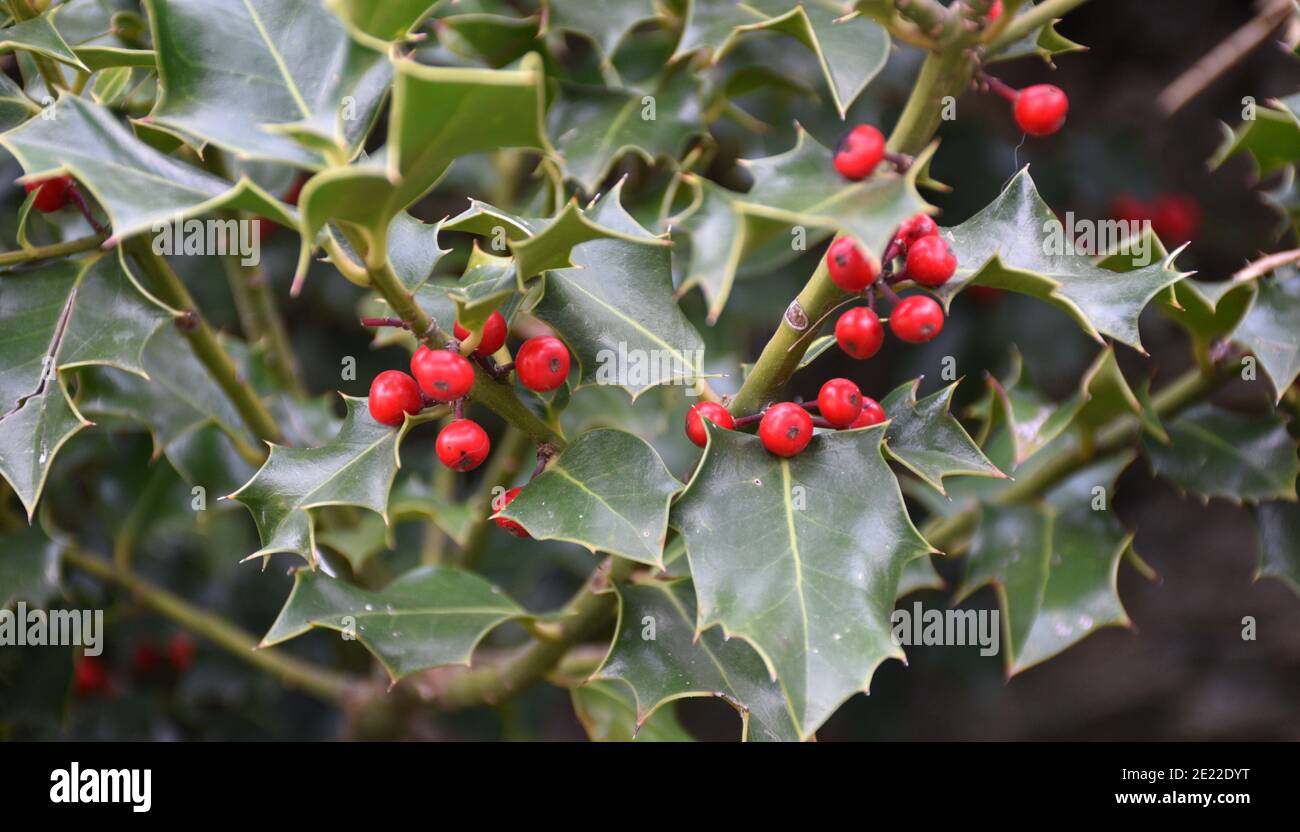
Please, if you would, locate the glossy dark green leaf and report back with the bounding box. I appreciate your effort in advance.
[432,1,542,66]
[1,95,295,241]
[1232,267,1300,401]
[546,0,660,61]
[571,679,696,741]
[447,248,518,332]
[144,0,392,165]
[0,13,89,71]
[958,454,1136,674]
[0,525,61,607]
[936,169,1189,351]
[1143,403,1299,504]
[262,565,524,681]
[499,429,681,566]
[880,378,1005,494]
[0,71,38,131]
[390,473,475,549]
[229,396,420,563]
[0,375,87,521]
[670,424,934,739]
[593,579,800,741]
[986,1,1087,64]
[1211,102,1300,178]
[325,0,438,43]
[1255,500,1300,597]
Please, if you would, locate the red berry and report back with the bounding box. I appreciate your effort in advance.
[850,397,887,428]
[826,238,879,292]
[817,378,864,428]
[167,633,196,671]
[897,213,939,248]
[833,124,885,181]
[890,295,945,343]
[988,0,1003,22]
[436,419,491,471]
[131,641,161,676]
[492,486,529,538]
[454,311,508,357]
[835,307,885,360]
[516,336,570,392]
[905,235,958,287]
[1013,84,1068,137]
[73,655,110,697]
[759,403,814,457]
[24,175,74,212]
[685,401,736,448]
[1150,194,1200,244]
[411,347,475,401]
[368,370,423,426]
[1108,194,1148,226]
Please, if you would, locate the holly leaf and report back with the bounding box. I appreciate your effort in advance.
[545,0,661,62]
[498,429,681,567]
[879,378,1005,494]
[1142,403,1299,505]
[1255,500,1300,597]
[261,565,524,682]
[571,679,696,742]
[0,95,296,242]
[936,168,1189,351]
[670,424,935,739]
[592,579,801,741]
[1212,101,1300,178]
[548,62,703,192]
[390,474,475,549]
[1232,267,1300,402]
[143,0,392,165]
[297,53,551,283]
[0,525,62,608]
[530,194,703,399]
[670,129,931,322]
[325,0,438,44]
[228,396,419,563]
[445,247,518,332]
[958,454,1137,675]
[1162,276,1256,351]
[0,13,90,72]
[0,375,87,522]
[433,1,542,66]
[987,1,1087,64]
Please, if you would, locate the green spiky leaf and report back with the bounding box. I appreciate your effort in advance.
[880,378,1005,494]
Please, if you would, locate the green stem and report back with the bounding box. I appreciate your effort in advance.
[0,233,107,265]
[125,240,283,449]
[987,0,1091,53]
[217,246,305,396]
[62,547,359,703]
[432,557,634,709]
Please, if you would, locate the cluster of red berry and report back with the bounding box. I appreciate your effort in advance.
[73,634,196,698]
[366,311,571,473]
[1109,192,1200,244]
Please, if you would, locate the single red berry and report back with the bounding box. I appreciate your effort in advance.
[850,397,887,428]
[1150,194,1200,244]
[516,336,570,392]
[890,295,945,343]
[131,641,161,676]
[411,347,475,401]
[167,633,196,671]
[897,213,939,246]
[759,403,814,457]
[833,124,885,181]
[835,307,885,360]
[73,655,111,697]
[454,310,508,357]
[826,238,879,292]
[905,235,958,287]
[1013,84,1069,137]
[24,175,74,213]
[685,401,736,448]
[436,419,491,471]
[368,370,423,426]
[817,378,864,428]
[492,486,530,538]
[988,0,1003,22]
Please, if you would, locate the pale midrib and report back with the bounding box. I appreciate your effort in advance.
[241,0,312,119]
[549,271,697,371]
[779,461,811,710]
[548,464,655,558]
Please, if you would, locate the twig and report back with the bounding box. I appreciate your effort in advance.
[1233,247,1300,282]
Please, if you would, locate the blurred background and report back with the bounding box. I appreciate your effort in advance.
[2,0,1299,741]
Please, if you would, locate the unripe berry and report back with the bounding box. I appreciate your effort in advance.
[24,175,74,213]
[436,419,491,471]
[833,124,885,181]
[826,238,878,292]
[835,307,885,360]
[1013,84,1069,137]
[905,235,958,287]
[685,401,736,448]
[817,378,864,428]
[889,295,945,344]
[897,213,938,246]
[850,398,887,428]
[411,347,475,401]
[516,336,570,392]
[492,486,529,538]
[454,310,508,357]
[759,402,813,458]
[368,370,423,426]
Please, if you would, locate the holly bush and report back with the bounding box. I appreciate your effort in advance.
[1,0,1298,742]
